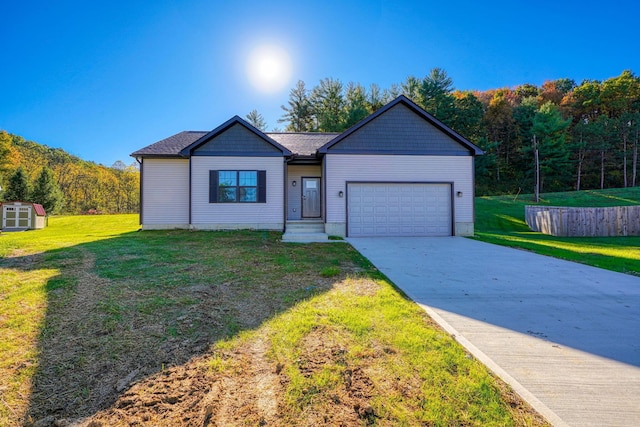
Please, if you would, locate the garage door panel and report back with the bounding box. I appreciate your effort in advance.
[348,183,452,237]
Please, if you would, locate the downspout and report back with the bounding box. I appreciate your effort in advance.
[322,154,327,227]
[472,154,476,236]
[283,157,288,232]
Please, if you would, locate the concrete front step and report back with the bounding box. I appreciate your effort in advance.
[285,221,325,233]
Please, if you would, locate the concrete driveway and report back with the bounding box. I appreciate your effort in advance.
[347,237,640,427]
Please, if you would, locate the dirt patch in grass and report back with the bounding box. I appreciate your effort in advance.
[3,228,549,427]
[72,278,549,427]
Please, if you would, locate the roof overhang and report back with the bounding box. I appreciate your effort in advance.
[286,154,322,165]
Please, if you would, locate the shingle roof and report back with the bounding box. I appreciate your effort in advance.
[131,96,484,158]
[266,133,339,156]
[131,130,339,158]
[131,131,207,157]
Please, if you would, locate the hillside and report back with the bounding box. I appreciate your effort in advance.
[0,131,139,214]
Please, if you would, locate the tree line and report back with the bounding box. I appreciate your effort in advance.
[0,131,139,214]
[264,69,640,195]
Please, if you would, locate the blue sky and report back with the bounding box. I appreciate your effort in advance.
[1,0,639,166]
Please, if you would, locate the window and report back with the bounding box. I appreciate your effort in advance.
[210,170,266,203]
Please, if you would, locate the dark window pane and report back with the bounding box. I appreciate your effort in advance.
[218,187,237,202]
[240,187,257,202]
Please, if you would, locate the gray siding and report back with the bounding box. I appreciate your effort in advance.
[141,158,190,228]
[194,123,281,155]
[328,103,469,154]
[191,156,284,229]
[286,165,322,220]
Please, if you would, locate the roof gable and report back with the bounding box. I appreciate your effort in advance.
[180,116,292,157]
[318,95,483,156]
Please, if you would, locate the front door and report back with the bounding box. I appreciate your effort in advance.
[302,177,321,218]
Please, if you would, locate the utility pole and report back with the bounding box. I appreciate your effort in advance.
[533,134,540,203]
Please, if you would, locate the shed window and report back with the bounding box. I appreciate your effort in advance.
[209,170,266,203]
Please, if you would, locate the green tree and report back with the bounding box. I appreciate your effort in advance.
[419,68,455,120]
[279,80,314,131]
[246,109,268,131]
[3,166,31,201]
[32,166,64,214]
[601,70,640,187]
[367,83,388,111]
[401,76,422,104]
[532,102,572,192]
[344,82,370,128]
[310,78,346,132]
[514,83,540,103]
[450,91,484,143]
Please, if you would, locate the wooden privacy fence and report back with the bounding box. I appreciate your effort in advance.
[525,205,640,237]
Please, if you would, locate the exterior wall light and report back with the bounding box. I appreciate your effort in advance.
[292,180,297,187]
[457,191,463,197]
[338,191,344,198]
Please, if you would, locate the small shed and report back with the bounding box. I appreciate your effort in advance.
[0,201,47,231]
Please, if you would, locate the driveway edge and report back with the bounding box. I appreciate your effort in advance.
[416,302,568,427]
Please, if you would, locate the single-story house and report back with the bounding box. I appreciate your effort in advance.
[131,95,483,238]
[0,201,47,230]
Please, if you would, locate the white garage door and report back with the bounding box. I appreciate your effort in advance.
[348,183,452,237]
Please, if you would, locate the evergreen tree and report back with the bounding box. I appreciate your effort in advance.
[401,76,422,104]
[3,166,31,201]
[532,102,572,192]
[279,80,314,131]
[367,83,387,111]
[343,82,369,128]
[245,109,268,131]
[310,78,346,132]
[32,166,64,214]
[419,68,455,120]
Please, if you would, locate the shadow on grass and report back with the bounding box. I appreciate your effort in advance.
[7,230,359,424]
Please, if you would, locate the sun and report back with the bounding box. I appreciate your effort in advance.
[246,44,293,94]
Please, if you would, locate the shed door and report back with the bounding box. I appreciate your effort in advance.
[3,205,31,229]
[347,183,452,237]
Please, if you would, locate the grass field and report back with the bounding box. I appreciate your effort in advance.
[0,215,547,426]
[474,187,640,275]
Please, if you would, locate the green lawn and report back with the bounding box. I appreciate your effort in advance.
[0,215,546,426]
[474,187,640,275]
